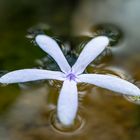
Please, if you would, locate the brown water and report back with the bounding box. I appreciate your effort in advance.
[0,0,140,140]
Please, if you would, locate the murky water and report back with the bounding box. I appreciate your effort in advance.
[1,0,140,140]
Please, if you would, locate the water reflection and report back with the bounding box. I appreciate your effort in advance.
[0,85,49,140]
[50,110,85,134]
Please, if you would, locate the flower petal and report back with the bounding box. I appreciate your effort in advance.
[35,35,71,73]
[72,36,109,75]
[57,80,78,126]
[78,74,140,96]
[0,69,65,84]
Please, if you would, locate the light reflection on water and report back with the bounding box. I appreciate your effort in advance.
[1,0,140,140]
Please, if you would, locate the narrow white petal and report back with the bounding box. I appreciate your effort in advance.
[35,35,71,73]
[0,69,65,84]
[72,36,109,74]
[57,80,78,126]
[78,74,140,96]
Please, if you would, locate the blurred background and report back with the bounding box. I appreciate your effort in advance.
[0,0,140,140]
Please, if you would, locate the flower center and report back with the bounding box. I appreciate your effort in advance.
[66,73,76,81]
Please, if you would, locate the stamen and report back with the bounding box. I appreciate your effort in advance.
[66,73,76,81]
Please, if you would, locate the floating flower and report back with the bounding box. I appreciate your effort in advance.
[0,35,140,126]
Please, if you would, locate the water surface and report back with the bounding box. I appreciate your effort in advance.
[0,0,140,140]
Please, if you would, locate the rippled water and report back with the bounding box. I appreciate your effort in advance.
[0,0,140,140]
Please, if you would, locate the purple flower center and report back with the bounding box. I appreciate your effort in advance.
[66,73,76,81]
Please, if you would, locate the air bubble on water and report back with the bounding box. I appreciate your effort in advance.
[91,23,123,47]
[50,110,85,134]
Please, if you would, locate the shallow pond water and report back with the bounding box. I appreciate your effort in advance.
[1,0,140,140]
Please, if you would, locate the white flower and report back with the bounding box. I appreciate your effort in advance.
[0,35,140,126]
